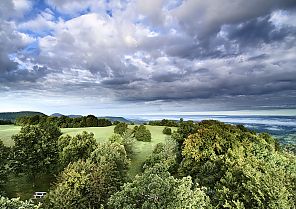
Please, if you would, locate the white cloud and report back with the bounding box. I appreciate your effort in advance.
[12,0,32,17]
[18,12,56,31]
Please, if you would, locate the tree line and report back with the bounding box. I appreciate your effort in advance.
[15,115,113,128]
[0,120,13,125]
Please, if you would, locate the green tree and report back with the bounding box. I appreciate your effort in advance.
[134,125,151,142]
[11,125,61,187]
[177,119,197,139]
[179,121,296,208]
[97,118,112,127]
[47,142,129,208]
[109,130,135,159]
[114,122,128,135]
[0,196,41,208]
[143,139,178,173]
[162,127,172,135]
[85,115,98,127]
[58,131,97,168]
[108,165,212,209]
[0,140,9,195]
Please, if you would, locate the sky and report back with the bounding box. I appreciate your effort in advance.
[0,0,296,116]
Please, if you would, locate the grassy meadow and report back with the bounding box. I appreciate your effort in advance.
[0,124,176,199]
[0,125,21,146]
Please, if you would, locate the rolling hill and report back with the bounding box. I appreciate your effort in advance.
[0,111,46,122]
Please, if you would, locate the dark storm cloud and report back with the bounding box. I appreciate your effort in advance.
[0,66,48,83]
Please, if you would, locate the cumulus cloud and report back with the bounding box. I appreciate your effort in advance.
[1,0,296,113]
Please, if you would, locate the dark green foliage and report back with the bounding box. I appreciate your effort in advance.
[0,140,10,195]
[149,119,178,127]
[58,131,97,168]
[108,165,212,209]
[47,142,129,208]
[0,196,41,208]
[162,127,172,135]
[85,115,98,127]
[97,118,112,127]
[113,120,120,125]
[0,120,13,125]
[11,125,61,186]
[114,122,128,135]
[177,119,198,139]
[16,115,112,128]
[143,139,178,173]
[134,125,151,142]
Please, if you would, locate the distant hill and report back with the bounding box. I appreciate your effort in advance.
[68,115,83,118]
[51,113,64,117]
[50,113,83,118]
[0,111,46,121]
[98,116,130,123]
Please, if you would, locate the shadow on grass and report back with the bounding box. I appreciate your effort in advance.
[4,173,55,200]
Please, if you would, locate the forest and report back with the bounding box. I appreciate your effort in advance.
[0,117,295,209]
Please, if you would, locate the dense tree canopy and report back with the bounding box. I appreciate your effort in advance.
[47,142,129,208]
[148,119,178,127]
[108,165,212,209]
[0,140,9,195]
[16,115,112,128]
[177,120,296,208]
[58,131,97,168]
[11,125,61,186]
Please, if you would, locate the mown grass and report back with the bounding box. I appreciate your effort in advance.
[0,125,21,146]
[0,124,177,199]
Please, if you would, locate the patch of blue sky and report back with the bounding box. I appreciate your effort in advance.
[106,9,113,17]
[22,41,40,56]
[166,0,183,10]
[20,0,49,22]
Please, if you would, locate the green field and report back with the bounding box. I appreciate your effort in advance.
[0,125,21,146]
[0,124,176,199]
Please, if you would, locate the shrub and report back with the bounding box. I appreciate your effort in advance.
[134,125,151,142]
[163,127,172,135]
[114,122,128,135]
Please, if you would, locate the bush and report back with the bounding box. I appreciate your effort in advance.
[163,127,172,135]
[134,125,151,142]
[114,122,128,135]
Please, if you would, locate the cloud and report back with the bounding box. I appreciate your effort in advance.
[171,0,296,38]
[1,0,296,113]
